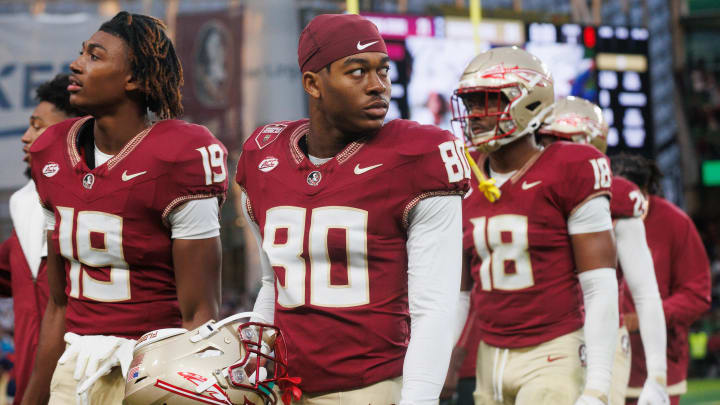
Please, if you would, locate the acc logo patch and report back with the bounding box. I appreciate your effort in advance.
[258,156,279,172]
[255,124,287,149]
[43,162,60,177]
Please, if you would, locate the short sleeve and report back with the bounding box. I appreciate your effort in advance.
[403,127,470,225]
[157,124,229,222]
[610,176,645,219]
[168,198,220,239]
[29,121,72,211]
[549,144,612,217]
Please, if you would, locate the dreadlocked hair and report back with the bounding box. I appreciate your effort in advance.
[36,74,84,117]
[99,11,183,119]
[610,153,663,195]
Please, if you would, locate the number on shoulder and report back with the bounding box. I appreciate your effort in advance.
[628,189,647,217]
[197,144,227,185]
[589,157,611,190]
[439,139,471,183]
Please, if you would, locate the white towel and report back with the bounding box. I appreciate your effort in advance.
[9,180,47,279]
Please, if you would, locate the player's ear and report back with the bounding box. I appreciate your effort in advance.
[125,74,141,92]
[302,71,322,99]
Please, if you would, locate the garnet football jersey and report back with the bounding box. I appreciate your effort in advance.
[610,175,646,220]
[463,141,612,348]
[236,119,470,393]
[30,117,228,339]
[624,195,711,388]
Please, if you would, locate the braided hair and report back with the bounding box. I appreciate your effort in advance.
[610,153,663,195]
[99,11,183,119]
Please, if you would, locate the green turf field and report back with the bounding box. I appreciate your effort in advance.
[681,379,720,404]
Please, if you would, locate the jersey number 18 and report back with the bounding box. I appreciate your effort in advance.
[471,214,535,291]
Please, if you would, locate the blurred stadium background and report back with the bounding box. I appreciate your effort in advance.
[0,0,718,403]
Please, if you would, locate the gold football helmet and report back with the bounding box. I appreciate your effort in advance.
[540,96,609,153]
[451,46,554,152]
[123,312,299,405]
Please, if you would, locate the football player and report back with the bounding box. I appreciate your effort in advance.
[452,46,619,405]
[22,12,228,405]
[0,74,82,405]
[538,96,669,405]
[611,154,711,405]
[236,13,470,405]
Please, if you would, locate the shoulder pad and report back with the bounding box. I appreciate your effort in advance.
[29,117,83,154]
[382,119,456,157]
[150,120,223,162]
[544,141,606,163]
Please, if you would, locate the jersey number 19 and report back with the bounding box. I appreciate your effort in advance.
[57,207,130,302]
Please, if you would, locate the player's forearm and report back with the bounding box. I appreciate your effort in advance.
[615,218,667,379]
[402,196,462,404]
[173,237,222,329]
[453,291,470,344]
[579,268,618,402]
[21,298,66,405]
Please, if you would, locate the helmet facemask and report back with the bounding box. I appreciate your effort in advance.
[227,322,289,402]
[452,85,520,153]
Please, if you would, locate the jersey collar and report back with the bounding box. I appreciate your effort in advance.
[66,116,155,171]
[288,121,366,166]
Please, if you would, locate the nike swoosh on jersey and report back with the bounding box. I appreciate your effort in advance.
[521,180,542,190]
[356,40,379,50]
[547,355,567,362]
[122,170,148,181]
[354,163,383,175]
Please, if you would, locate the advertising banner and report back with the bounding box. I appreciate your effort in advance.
[0,13,103,189]
[175,8,243,151]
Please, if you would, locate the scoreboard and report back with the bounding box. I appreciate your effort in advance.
[526,23,653,156]
[363,13,654,156]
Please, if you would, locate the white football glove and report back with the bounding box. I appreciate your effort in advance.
[57,332,136,405]
[637,378,670,405]
[574,395,606,405]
